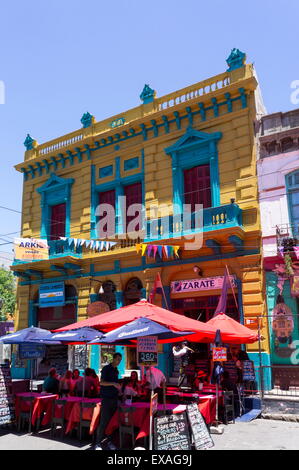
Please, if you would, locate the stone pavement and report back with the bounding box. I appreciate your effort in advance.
[1,418,299,450]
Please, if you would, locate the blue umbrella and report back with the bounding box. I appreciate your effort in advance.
[48,327,101,343]
[88,317,195,345]
[0,326,60,344]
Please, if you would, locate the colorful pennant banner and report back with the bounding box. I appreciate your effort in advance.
[136,243,180,259]
[60,237,117,252]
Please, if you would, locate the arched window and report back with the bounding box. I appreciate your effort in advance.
[287,170,299,236]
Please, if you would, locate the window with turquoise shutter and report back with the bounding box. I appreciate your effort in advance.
[287,170,299,236]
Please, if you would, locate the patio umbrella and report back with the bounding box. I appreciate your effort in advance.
[0,326,59,344]
[0,326,61,392]
[206,312,259,344]
[88,317,195,345]
[47,327,103,397]
[54,299,217,343]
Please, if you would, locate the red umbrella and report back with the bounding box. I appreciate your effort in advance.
[204,312,259,344]
[53,299,217,343]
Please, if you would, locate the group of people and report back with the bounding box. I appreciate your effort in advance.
[42,367,100,397]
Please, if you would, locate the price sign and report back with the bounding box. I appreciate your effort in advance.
[212,347,227,362]
[137,336,158,366]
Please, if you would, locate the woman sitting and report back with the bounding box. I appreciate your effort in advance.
[59,370,72,397]
[42,368,59,394]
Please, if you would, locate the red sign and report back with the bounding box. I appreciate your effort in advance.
[212,347,227,362]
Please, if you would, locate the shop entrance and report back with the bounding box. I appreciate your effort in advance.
[171,294,239,359]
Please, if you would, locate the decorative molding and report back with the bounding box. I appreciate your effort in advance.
[124,157,139,171]
[80,112,95,128]
[99,165,113,178]
[140,84,156,104]
[24,134,37,150]
[226,48,246,72]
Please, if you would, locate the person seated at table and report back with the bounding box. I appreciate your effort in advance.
[42,367,60,394]
[59,370,73,397]
[90,369,101,396]
[129,371,142,395]
[193,370,209,391]
[74,367,97,397]
[143,366,166,402]
[220,370,240,418]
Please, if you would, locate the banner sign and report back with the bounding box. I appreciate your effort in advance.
[137,336,158,366]
[171,275,236,294]
[14,238,49,261]
[19,343,46,359]
[212,347,227,362]
[39,282,65,307]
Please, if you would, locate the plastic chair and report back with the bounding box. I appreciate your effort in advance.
[78,402,96,441]
[223,391,235,424]
[118,405,136,449]
[51,399,67,438]
[17,396,35,433]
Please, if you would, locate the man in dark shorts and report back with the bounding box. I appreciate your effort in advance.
[94,352,122,450]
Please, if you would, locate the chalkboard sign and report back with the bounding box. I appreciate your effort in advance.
[186,403,214,450]
[137,351,158,366]
[154,412,191,450]
[242,360,255,381]
[0,364,15,426]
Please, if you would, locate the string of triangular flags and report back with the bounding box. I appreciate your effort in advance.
[60,237,117,251]
[136,243,180,259]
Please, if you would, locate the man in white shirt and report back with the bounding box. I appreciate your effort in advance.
[145,366,166,390]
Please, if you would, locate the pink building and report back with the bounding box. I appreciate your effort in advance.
[257,109,299,384]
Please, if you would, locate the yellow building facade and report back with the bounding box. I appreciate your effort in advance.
[12,49,270,378]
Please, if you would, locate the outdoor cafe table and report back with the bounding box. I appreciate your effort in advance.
[64,397,102,434]
[15,392,58,428]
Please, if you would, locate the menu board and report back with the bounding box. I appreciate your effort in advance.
[0,364,15,426]
[242,360,255,381]
[154,412,191,450]
[186,403,214,450]
[137,336,158,367]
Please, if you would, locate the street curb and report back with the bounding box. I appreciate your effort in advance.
[262,413,299,422]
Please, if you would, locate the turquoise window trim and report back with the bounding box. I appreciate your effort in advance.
[286,169,299,236]
[36,173,74,239]
[91,156,145,239]
[165,127,222,216]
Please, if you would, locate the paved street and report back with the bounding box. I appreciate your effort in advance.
[1,418,299,450]
[212,419,299,450]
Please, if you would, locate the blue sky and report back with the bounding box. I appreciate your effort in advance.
[0,0,298,265]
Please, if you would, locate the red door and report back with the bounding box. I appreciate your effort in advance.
[183,164,211,211]
[124,182,142,232]
[50,203,66,240]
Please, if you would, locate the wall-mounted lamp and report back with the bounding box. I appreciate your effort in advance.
[193,266,202,276]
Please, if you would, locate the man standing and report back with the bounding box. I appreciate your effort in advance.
[95,352,122,450]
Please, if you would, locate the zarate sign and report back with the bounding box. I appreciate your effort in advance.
[171,276,236,293]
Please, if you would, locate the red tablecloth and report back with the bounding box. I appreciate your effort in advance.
[15,392,58,427]
[64,397,101,434]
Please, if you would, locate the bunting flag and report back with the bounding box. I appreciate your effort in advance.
[59,237,117,252]
[135,243,180,260]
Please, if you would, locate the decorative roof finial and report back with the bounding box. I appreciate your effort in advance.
[23,134,37,151]
[80,112,95,128]
[140,84,156,104]
[226,48,246,72]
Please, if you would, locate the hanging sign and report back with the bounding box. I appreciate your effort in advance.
[14,238,49,261]
[171,276,236,293]
[212,347,227,362]
[137,336,158,366]
[39,282,65,308]
[19,344,46,359]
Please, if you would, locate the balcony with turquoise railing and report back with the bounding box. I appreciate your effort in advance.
[143,202,243,242]
[12,239,82,267]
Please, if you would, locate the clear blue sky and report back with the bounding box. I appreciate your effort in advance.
[0,0,298,265]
